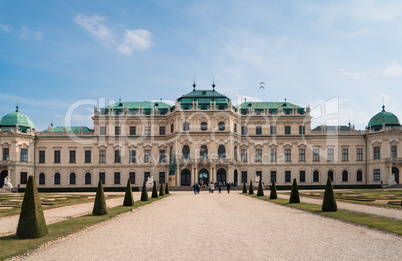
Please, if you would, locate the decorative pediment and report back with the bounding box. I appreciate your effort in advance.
[386,127,402,134]
[0,129,15,136]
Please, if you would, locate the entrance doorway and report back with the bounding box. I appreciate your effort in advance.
[217,168,226,183]
[198,168,209,185]
[181,169,191,186]
[0,170,8,188]
[392,167,400,184]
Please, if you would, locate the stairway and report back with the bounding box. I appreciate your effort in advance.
[389,184,402,188]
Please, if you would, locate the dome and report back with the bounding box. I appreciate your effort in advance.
[368,106,400,131]
[0,106,35,133]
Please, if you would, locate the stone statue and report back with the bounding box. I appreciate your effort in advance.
[388,173,397,186]
[254,175,260,184]
[3,177,13,190]
[146,176,154,187]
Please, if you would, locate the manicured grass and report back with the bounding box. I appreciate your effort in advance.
[245,194,402,236]
[0,195,169,260]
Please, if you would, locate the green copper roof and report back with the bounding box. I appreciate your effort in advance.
[109,101,170,109]
[239,101,302,109]
[178,89,230,103]
[368,106,400,131]
[43,126,92,133]
[0,106,35,132]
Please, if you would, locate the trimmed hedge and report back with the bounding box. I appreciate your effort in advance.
[123,179,135,206]
[257,179,264,197]
[151,181,158,198]
[141,181,149,201]
[289,179,300,204]
[242,182,247,193]
[165,182,170,194]
[270,181,278,199]
[322,177,337,212]
[248,180,254,195]
[92,181,108,215]
[159,183,165,196]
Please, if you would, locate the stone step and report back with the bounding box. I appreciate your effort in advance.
[389,184,402,188]
[0,188,11,193]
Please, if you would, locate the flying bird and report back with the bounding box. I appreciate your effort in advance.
[259,81,265,89]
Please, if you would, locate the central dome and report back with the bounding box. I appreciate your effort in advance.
[368,106,400,131]
[0,106,35,133]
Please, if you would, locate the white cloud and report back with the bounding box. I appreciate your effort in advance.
[73,14,117,47]
[383,61,402,76]
[0,23,12,32]
[117,29,152,55]
[20,26,42,40]
[340,69,367,80]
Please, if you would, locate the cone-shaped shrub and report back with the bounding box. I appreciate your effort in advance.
[248,180,254,195]
[165,182,170,194]
[123,179,134,206]
[92,181,108,215]
[141,181,149,201]
[289,178,300,203]
[151,181,158,198]
[322,177,337,212]
[159,183,165,196]
[269,181,278,199]
[16,176,48,239]
[257,179,264,197]
[242,182,247,193]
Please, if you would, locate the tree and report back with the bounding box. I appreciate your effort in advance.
[92,181,108,215]
[248,180,254,195]
[141,181,149,201]
[159,183,165,196]
[151,181,158,198]
[123,179,134,206]
[165,182,170,194]
[17,176,48,239]
[242,182,247,193]
[257,178,264,196]
[289,178,300,203]
[322,177,337,212]
[270,181,278,199]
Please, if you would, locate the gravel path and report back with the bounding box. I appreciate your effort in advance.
[0,196,124,236]
[19,191,402,261]
[277,193,402,220]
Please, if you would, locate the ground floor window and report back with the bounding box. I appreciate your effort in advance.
[313,171,319,182]
[373,169,380,181]
[159,172,166,183]
[328,170,334,182]
[285,171,291,183]
[99,172,106,184]
[356,170,363,182]
[144,172,151,182]
[54,173,60,185]
[129,172,136,184]
[114,172,121,184]
[85,173,91,184]
[39,173,45,185]
[20,172,28,184]
[342,170,348,182]
[70,173,76,185]
[241,171,248,183]
[299,171,306,182]
[270,171,276,183]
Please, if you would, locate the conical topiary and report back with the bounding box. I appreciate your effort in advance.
[248,180,254,195]
[151,181,158,198]
[16,176,48,239]
[242,182,247,193]
[141,180,149,201]
[322,177,337,211]
[159,183,165,196]
[123,179,134,206]
[289,178,300,203]
[92,181,108,215]
[165,182,170,194]
[269,181,278,199]
[257,178,264,196]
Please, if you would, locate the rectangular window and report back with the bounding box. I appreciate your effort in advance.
[69,150,76,163]
[100,126,106,135]
[129,150,136,163]
[299,126,305,135]
[20,172,28,184]
[255,149,262,162]
[241,149,248,162]
[115,126,121,136]
[342,148,349,161]
[129,126,136,135]
[356,148,363,161]
[54,150,61,163]
[39,150,45,163]
[159,150,166,163]
[114,172,120,184]
[3,148,9,160]
[313,149,320,162]
[159,172,166,183]
[285,149,291,162]
[285,171,291,182]
[241,171,248,183]
[241,126,248,135]
[159,126,166,135]
[327,148,334,161]
[391,146,397,158]
[270,149,276,162]
[114,150,121,163]
[256,171,262,178]
[129,172,136,184]
[144,172,151,181]
[285,126,291,134]
[85,150,91,163]
[144,150,151,163]
[144,126,151,136]
[299,149,305,162]
[374,146,380,159]
[99,150,106,163]
[299,171,306,183]
[20,149,28,162]
[270,171,277,182]
[256,126,262,135]
[270,126,276,135]
[99,172,106,184]
[373,169,381,181]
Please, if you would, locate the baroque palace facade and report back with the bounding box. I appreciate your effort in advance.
[0,85,401,190]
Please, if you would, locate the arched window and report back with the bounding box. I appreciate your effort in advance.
[217,168,227,183]
[234,146,238,161]
[54,173,60,185]
[218,122,225,131]
[328,170,334,182]
[356,170,363,182]
[70,173,76,185]
[342,170,348,182]
[181,169,191,186]
[200,145,208,159]
[313,170,319,182]
[182,145,190,159]
[183,122,189,131]
[218,145,226,159]
[85,173,91,184]
[39,173,45,185]
[201,122,207,131]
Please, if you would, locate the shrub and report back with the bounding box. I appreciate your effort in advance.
[92,181,108,215]
[123,179,134,206]
[289,178,300,203]
[165,182,170,194]
[322,177,337,212]
[270,181,278,199]
[257,178,264,197]
[141,181,149,201]
[248,180,254,195]
[242,182,247,193]
[151,181,158,198]
[159,183,165,196]
[16,176,48,239]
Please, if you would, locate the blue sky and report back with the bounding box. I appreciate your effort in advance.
[1,0,402,131]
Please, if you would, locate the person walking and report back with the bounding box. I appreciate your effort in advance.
[209,182,214,193]
[218,182,222,193]
[226,182,231,193]
[193,183,198,194]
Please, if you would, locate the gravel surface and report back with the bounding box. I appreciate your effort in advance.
[18,191,402,261]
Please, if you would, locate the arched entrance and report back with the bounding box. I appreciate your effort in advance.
[198,168,209,185]
[234,169,238,185]
[181,169,191,186]
[217,168,226,183]
[392,167,400,184]
[0,170,8,188]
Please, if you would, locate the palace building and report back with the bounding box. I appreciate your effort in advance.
[0,85,401,191]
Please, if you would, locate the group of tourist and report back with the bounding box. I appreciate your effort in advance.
[193,182,233,194]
